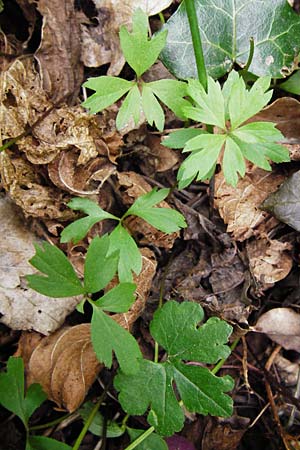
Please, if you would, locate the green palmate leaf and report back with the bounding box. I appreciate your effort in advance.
[60,198,118,244]
[160,0,300,79]
[82,76,134,114]
[142,84,165,132]
[125,188,187,233]
[94,282,136,312]
[27,243,84,297]
[79,402,125,438]
[120,8,168,77]
[0,357,46,428]
[115,301,234,436]
[177,134,225,188]
[27,436,72,450]
[84,235,118,294]
[147,79,190,119]
[222,136,246,187]
[91,305,142,373]
[127,428,168,450]
[116,84,142,130]
[184,78,225,129]
[231,122,283,143]
[108,223,142,282]
[162,128,207,149]
[280,70,300,95]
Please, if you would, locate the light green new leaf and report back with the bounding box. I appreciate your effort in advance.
[115,301,233,437]
[120,8,168,77]
[84,235,118,294]
[183,78,225,129]
[125,188,187,233]
[232,139,272,171]
[116,84,142,130]
[27,436,72,450]
[91,306,142,374]
[127,428,168,450]
[0,357,46,428]
[162,128,207,149]
[147,79,190,119]
[108,224,142,282]
[142,85,165,131]
[60,197,118,244]
[222,137,246,187]
[262,142,290,163]
[82,77,134,114]
[232,122,283,143]
[27,242,84,297]
[94,282,136,312]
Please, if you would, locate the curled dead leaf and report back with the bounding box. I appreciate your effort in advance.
[246,236,293,290]
[253,308,300,352]
[214,167,285,241]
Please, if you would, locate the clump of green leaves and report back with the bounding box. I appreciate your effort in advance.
[164,70,290,187]
[0,357,71,450]
[82,8,189,131]
[115,301,234,436]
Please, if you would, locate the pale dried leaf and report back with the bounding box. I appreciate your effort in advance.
[274,354,300,387]
[254,308,300,352]
[214,167,285,241]
[246,237,292,290]
[0,197,82,334]
[80,0,172,75]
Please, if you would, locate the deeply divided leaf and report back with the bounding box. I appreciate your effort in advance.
[27,242,84,297]
[94,282,136,313]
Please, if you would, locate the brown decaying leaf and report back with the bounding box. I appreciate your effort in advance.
[17,248,157,411]
[274,354,300,387]
[79,0,172,75]
[117,171,179,249]
[202,417,250,450]
[246,236,292,290]
[253,307,300,352]
[0,196,82,335]
[214,167,285,241]
[30,0,83,102]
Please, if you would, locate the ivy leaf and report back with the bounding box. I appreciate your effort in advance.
[160,0,300,79]
[0,357,46,428]
[120,8,168,77]
[60,197,118,244]
[82,76,134,114]
[93,282,136,313]
[91,306,142,374]
[116,84,142,130]
[125,188,187,233]
[27,436,72,450]
[115,301,234,436]
[108,224,142,282]
[84,235,118,294]
[26,242,84,297]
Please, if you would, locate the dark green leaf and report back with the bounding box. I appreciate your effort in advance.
[120,8,168,77]
[27,243,84,297]
[94,282,136,312]
[60,198,118,244]
[27,436,72,450]
[79,402,125,438]
[91,306,142,373]
[125,188,187,233]
[262,169,300,231]
[116,84,142,130]
[162,129,207,149]
[142,85,165,131]
[127,428,168,450]
[0,357,46,427]
[108,224,142,282]
[160,0,300,79]
[280,70,300,94]
[84,235,118,293]
[82,77,134,114]
[147,79,190,119]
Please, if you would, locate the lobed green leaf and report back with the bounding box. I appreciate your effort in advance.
[116,84,142,130]
[94,282,136,313]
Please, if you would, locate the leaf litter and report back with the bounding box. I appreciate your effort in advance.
[1,1,300,449]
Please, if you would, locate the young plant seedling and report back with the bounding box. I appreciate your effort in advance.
[0,357,71,450]
[82,8,190,131]
[163,70,290,188]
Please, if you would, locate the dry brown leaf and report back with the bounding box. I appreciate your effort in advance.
[0,196,82,334]
[202,417,250,450]
[246,236,293,290]
[253,308,300,351]
[140,134,179,175]
[80,0,172,75]
[214,167,285,241]
[274,354,300,387]
[30,0,83,101]
[117,171,179,248]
